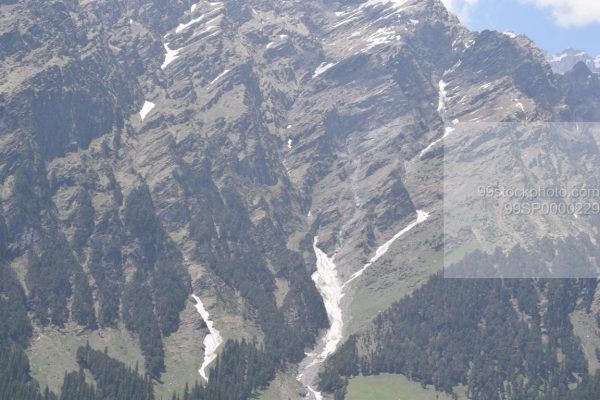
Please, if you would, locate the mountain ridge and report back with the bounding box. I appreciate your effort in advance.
[1,1,600,399]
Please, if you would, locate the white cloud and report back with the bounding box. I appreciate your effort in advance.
[521,0,600,27]
[441,0,480,24]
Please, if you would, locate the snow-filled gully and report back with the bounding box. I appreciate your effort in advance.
[137,1,230,384]
[191,295,223,382]
[161,43,181,70]
[298,210,430,399]
[419,78,457,158]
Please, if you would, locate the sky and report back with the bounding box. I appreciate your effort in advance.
[441,0,600,56]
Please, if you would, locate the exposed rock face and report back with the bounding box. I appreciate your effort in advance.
[2,0,600,398]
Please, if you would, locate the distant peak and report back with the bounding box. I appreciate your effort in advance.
[547,48,600,74]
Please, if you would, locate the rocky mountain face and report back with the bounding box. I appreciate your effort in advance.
[2,0,600,399]
[548,48,600,74]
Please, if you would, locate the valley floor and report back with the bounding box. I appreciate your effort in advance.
[346,374,464,400]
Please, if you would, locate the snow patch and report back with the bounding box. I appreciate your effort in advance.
[139,101,155,121]
[176,15,207,34]
[420,126,455,158]
[444,60,462,76]
[194,25,219,41]
[331,15,360,29]
[309,239,344,364]
[208,69,231,87]
[313,62,337,78]
[502,31,517,39]
[437,80,448,113]
[287,138,293,149]
[192,295,223,382]
[516,102,525,113]
[161,43,182,69]
[409,19,419,24]
[306,387,323,400]
[297,238,344,399]
[343,210,430,288]
[360,0,408,11]
[366,27,401,49]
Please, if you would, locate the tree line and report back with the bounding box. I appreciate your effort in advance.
[320,234,600,400]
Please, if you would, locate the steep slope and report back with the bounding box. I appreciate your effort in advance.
[1,0,331,395]
[2,0,600,400]
[317,4,600,400]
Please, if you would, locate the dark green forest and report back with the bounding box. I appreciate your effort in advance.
[173,161,328,362]
[0,154,327,400]
[0,168,323,400]
[320,235,600,400]
[169,340,277,400]
[5,158,600,400]
[0,261,55,400]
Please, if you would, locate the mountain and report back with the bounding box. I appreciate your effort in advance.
[548,48,600,74]
[1,0,600,400]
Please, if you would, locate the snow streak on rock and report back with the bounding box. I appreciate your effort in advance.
[366,27,401,49]
[306,387,323,400]
[343,210,430,288]
[419,126,455,158]
[161,43,181,69]
[313,62,337,78]
[208,69,231,87]
[516,102,525,113]
[420,79,454,157]
[191,295,223,382]
[176,14,207,34]
[360,0,408,12]
[437,79,448,113]
[139,101,155,121]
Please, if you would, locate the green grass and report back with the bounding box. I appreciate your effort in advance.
[444,242,479,267]
[348,231,444,333]
[349,236,480,334]
[27,326,144,394]
[346,374,456,400]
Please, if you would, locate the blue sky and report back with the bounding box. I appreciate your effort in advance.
[442,0,600,55]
